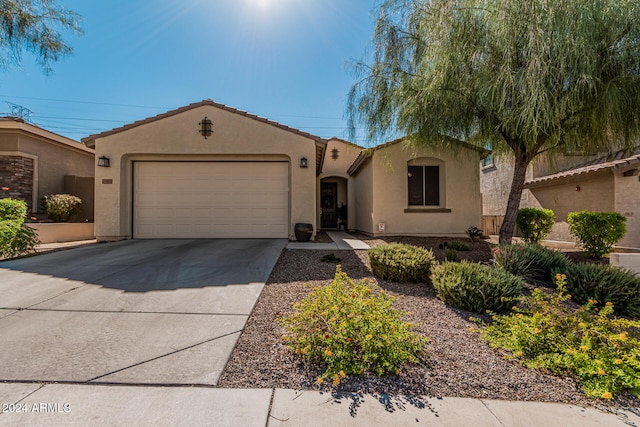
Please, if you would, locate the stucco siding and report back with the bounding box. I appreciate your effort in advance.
[526,173,615,242]
[352,143,482,236]
[614,172,640,248]
[351,160,374,234]
[93,104,318,240]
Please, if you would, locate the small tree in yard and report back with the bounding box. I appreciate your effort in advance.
[348,0,640,243]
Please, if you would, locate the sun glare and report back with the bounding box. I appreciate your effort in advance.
[254,0,271,9]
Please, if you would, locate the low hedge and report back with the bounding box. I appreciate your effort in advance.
[368,243,435,283]
[431,261,522,314]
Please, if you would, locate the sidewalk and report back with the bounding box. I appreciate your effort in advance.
[286,231,370,250]
[0,383,637,426]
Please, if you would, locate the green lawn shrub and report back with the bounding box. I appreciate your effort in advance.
[368,243,435,282]
[42,194,82,222]
[448,240,470,251]
[480,274,640,400]
[431,261,522,314]
[444,247,458,261]
[0,198,39,258]
[516,208,555,244]
[492,243,571,285]
[278,266,428,384]
[568,211,626,258]
[560,263,640,318]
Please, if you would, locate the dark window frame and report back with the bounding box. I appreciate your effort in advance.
[408,165,440,207]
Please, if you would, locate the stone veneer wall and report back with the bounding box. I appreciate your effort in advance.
[0,155,34,210]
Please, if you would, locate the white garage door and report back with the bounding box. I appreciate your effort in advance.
[133,161,289,238]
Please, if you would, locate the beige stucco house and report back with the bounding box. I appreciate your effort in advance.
[0,117,95,219]
[83,100,484,241]
[347,139,484,237]
[481,147,640,249]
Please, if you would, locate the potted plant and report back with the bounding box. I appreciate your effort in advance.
[337,203,348,230]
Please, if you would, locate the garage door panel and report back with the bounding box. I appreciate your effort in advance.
[134,162,289,238]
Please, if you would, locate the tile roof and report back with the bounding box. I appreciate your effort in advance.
[81,99,328,146]
[525,146,640,186]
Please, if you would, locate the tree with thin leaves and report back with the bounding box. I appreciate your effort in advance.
[0,0,82,74]
[348,0,640,242]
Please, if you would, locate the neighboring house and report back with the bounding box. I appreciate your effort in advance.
[0,117,95,220]
[83,100,485,241]
[481,147,640,249]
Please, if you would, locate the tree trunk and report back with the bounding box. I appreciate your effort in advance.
[499,154,531,243]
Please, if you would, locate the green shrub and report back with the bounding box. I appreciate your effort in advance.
[431,261,522,314]
[444,247,458,262]
[278,266,428,384]
[0,198,40,258]
[492,243,571,285]
[560,263,640,318]
[448,240,470,251]
[320,253,341,263]
[467,226,483,242]
[568,211,626,258]
[42,194,82,222]
[516,208,555,244]
[368,243,435,283]
[480,274,640,400]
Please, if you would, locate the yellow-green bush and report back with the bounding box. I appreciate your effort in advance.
[480,274,640,400]
[278,266,428,384]
[568,211,626,258]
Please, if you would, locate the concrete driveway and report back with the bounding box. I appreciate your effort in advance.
[0,239,286,386]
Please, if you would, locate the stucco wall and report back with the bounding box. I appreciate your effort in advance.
[354,143,482,237]
[480,153,533,216]
[351,160,374,233]
[614,171,640,248]
[526,172,615,242]
[93,104,319,241]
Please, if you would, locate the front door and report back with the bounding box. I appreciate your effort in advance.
[320,183,338,229]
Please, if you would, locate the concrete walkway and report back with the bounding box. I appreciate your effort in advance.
[286,231,370,250]
[0,384,637,426]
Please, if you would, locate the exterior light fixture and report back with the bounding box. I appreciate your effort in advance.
[97,156,110,167]
[300,157,308,168]
[575,186,581,192]
[199,117,213,139]
[331,147,339,159]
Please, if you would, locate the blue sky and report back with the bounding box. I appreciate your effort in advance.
[0,0,378,144]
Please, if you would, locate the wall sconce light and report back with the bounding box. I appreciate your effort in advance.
[300,157,308,168]
[575,186,581,192]
[97,156,110,167]
[199,117,213,139]
[331,147,339,160]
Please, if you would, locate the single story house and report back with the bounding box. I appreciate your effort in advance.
[83,100,485,241]
[0,117,95,220]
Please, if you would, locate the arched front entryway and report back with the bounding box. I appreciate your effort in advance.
[320,176,348,230]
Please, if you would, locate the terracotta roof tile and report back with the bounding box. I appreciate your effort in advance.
[525,146,640,186]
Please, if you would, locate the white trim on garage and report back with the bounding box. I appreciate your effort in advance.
[133,161,289,238]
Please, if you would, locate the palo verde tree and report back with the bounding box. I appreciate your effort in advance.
[0,0,82,74]
[348,0,640,242]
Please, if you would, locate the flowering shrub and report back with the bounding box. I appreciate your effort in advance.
[42,194,82,222]
[480,274,640,399]
[0,198,40,258]
[516,208,555,244]
[431,261,522,314]
[278,266,428,384]
[368,243,435,283]
[492,243,570,285]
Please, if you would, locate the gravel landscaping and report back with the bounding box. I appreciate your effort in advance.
[217,238,638,412]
